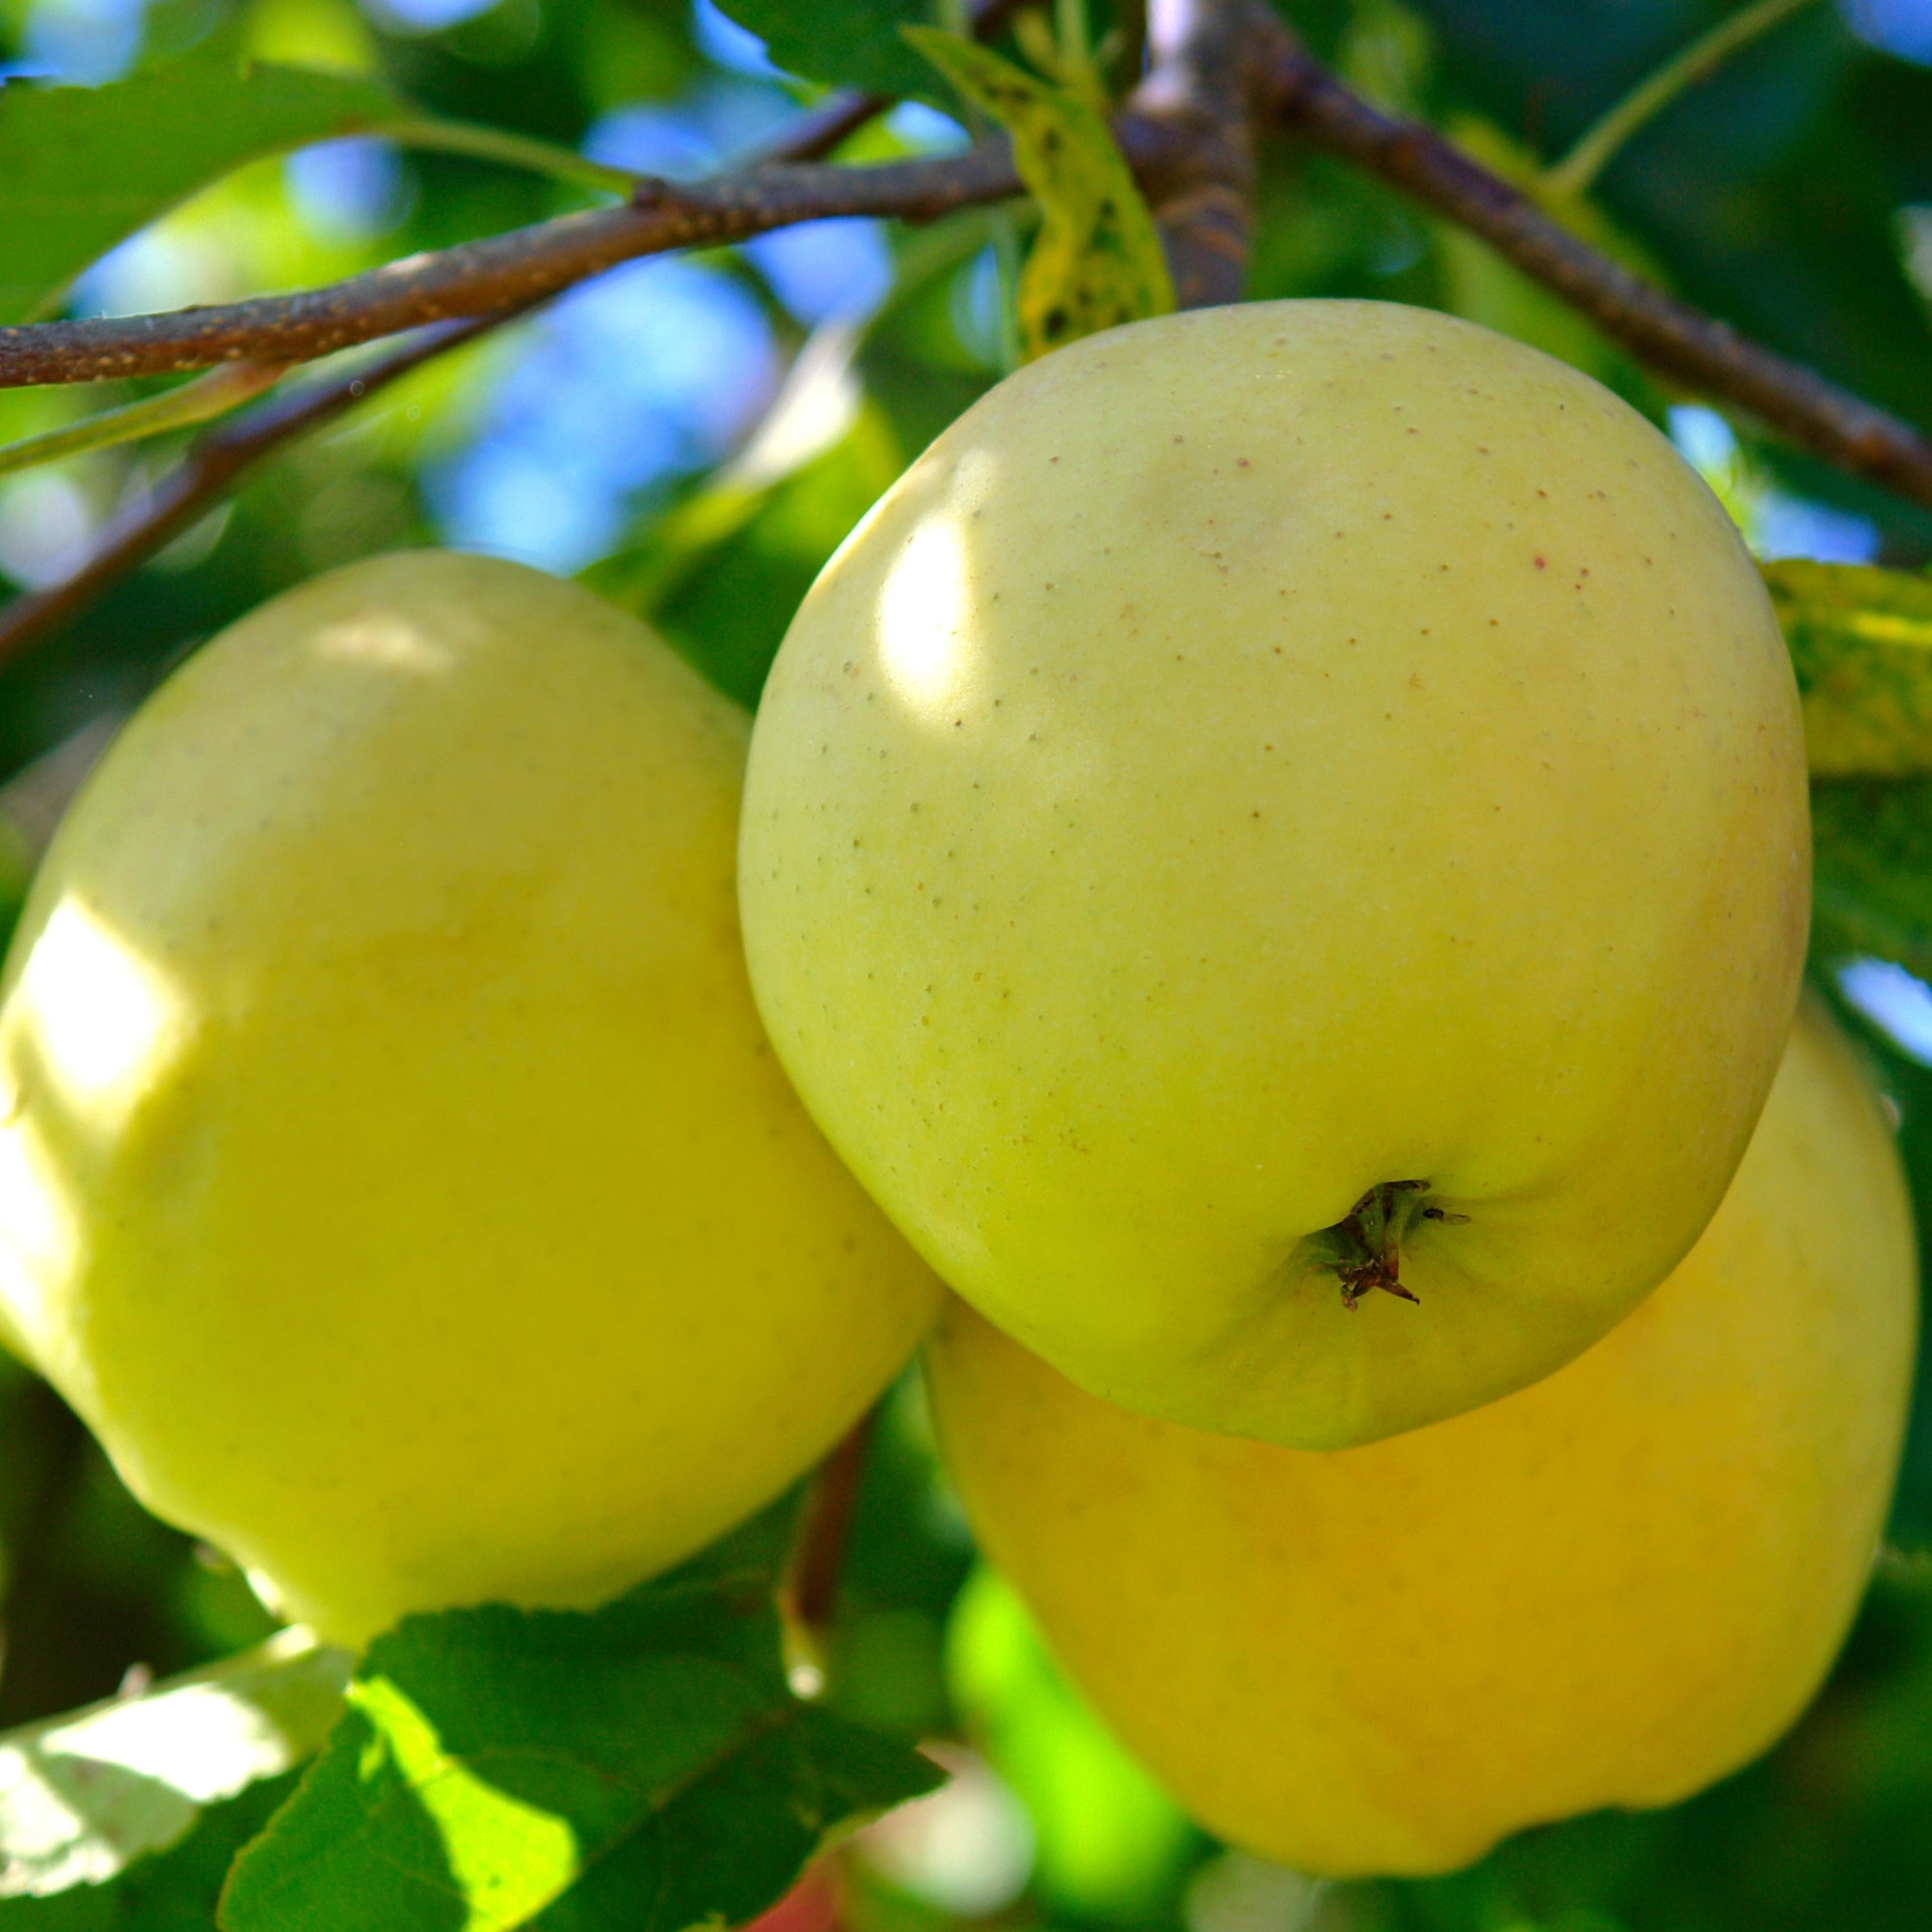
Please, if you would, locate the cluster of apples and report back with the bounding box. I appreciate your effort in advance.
[0,301,1912,1875]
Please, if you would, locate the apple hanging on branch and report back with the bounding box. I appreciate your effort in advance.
[740,298,1812,1451]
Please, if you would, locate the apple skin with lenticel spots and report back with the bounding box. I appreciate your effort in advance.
[740,298,1809,1451]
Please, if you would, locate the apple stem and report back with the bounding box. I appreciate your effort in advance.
[1310,1180,1468,1309]
[777,1404,881,1700]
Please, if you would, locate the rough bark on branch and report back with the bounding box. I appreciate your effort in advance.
[1137,0,1257,310]
[1247,9,1932,512]
[0,147,1026,390]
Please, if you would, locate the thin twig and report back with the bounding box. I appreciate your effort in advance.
[777,1406,881,1698]
[753,90,891,164]
[0,315,506,671]
[386,118,642,197]
[1248,12,1932,511]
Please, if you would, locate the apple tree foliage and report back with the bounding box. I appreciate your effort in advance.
[1,0,1932,1928]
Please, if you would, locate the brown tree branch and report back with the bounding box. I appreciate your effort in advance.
[0,165,898,666]
[1245,9,1932,511]
[0,0,1041,390]
[1135,0,1257,309]
[0,1,1150,671]
[0,7,1047,664]
[0,147,1025,390]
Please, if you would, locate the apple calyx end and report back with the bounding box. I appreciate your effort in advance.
[1309,1179,1468,1310]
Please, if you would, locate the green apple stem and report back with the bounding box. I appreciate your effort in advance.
[778,1404,880,1700]
[1307,1181,1468,1309]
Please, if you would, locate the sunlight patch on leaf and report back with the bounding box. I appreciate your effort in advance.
[348,1677,580,1932]
[218,1561,941,1932]
[0,1629,350,1899]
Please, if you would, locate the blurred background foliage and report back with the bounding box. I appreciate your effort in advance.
[4,0,1932,1925]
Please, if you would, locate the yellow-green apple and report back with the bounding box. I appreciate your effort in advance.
[0,552,941,1644]
[927,999,1915,1873]
[740,299,1809,1446]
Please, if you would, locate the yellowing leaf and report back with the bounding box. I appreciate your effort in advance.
[1764,559,1932,777]
[904,29,1172,359]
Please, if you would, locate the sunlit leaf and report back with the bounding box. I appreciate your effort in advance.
[218,1561,940,1932]
[0,1773,300,1931]
[0,1630,349,1899]
[904,30,1172,359]
[0,38,398,324]
[1766,560,1932,778]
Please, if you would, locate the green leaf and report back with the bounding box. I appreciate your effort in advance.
[0,1631,351,1900]
[1812,779,1932,978]
[904,30,1173,359]
[1765,560,1932,778]
[706,1,940,100]
[0,40,398,324]
[218,1563,941,1932]
[0,1773,301,1931]
[526,1709,934,1931]
[0,365,286,482]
